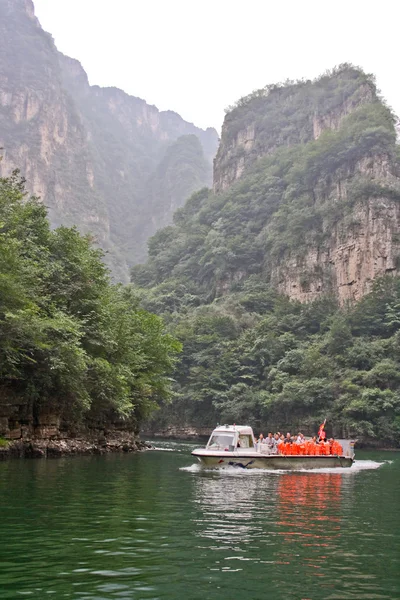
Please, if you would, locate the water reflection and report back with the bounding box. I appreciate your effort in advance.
[193,472,280,546]
[276,473,342,574]
[191,471,352,579]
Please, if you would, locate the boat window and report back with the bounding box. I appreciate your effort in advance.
[238,435,254,448]
[207,434,234,450]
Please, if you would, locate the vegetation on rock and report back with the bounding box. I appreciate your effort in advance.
[132,66,400,444]
[0,170,181,432]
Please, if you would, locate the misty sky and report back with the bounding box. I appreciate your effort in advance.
[33,0,400,133]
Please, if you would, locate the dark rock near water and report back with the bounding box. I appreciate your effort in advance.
[0,433,150,460]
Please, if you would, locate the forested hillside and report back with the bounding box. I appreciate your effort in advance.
[0,0,218,280]
[132,66,400,444]
[0,170,180,441]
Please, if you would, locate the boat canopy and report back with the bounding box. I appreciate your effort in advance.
[206,425,255,450]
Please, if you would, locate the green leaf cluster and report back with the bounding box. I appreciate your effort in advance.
[143,279,400,444]
[0,171,181,430]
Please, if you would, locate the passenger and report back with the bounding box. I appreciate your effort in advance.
[314,438,322,455]
[266,432,277,454]
[311,436,318,455]
[284,432,292,444]
[319,439,328,455]
[305,437,315,455]
[297,433,306,455]
[331,438,343,455]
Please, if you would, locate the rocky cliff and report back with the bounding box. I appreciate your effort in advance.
[211,67,400,303]
[0,0,218,279]
[271,155,400,303]
[132,66,400,441]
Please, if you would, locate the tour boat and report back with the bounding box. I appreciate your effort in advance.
[191,425,355,469]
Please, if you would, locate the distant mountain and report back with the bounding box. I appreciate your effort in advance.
[0,0,218,280]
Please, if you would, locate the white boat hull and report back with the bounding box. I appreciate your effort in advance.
[191,450,354,469]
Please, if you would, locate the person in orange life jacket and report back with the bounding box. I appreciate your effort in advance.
[330,438,343,455]
[306,437,317,455]
[320,439,330,454]
[277,434,285,453]
[297,433,306,455]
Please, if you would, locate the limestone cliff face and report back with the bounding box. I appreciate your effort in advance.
[214,79,374,194]
[211,70,400,303]
[213,124,256,193]
[0,0,109,240]
[58,54,217,267]
[0,0,218,279]
[272,155,400,303]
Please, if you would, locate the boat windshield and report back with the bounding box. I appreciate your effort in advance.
[207,434,235,450]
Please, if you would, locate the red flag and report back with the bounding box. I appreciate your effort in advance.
[318,419,326,438]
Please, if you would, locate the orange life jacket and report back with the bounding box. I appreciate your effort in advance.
[332,441,342,455]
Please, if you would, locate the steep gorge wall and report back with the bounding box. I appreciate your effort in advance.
[272,156,400,303]
[0,0,218,279]
[0,0,110,241]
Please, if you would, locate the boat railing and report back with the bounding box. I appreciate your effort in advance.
[257,443,278,455]
[338,439,356,458]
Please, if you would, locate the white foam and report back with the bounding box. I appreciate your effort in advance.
[180,460,388,475]
[180,463,202,472]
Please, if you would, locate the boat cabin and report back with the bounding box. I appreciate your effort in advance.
[206,425,255,451]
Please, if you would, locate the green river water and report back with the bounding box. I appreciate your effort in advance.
[0,442,399,600]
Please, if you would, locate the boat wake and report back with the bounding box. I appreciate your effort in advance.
[180,459,389,475]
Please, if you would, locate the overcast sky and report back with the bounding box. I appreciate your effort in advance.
[33,0,400,133]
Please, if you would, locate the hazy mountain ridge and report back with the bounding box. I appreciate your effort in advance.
[0,0,218,279]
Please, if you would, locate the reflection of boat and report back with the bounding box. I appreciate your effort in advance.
[275,473,343,569]
[191,425,355,469]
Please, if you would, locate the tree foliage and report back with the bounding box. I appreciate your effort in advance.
[0,171,181,430]
[142,279,400,444]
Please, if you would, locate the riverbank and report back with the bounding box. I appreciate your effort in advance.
[0,433,152,459]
